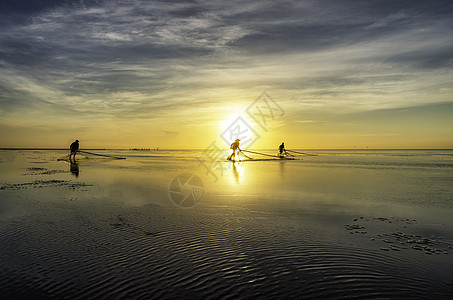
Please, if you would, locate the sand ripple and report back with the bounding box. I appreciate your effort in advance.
[1,204,452,299]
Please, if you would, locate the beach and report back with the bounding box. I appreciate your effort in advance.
[1,149,452,299]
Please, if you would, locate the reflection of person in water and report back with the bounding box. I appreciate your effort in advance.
[70,160,79,177]
[232,161,240,184]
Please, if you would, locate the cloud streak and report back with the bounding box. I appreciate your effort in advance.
[0,0,452,147]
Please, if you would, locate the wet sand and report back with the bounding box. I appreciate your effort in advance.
[1,150,452,299]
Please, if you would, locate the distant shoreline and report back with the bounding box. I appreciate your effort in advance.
[0,148,108,151]
[1,148,452,151]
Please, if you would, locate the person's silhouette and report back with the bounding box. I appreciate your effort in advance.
[70,140,79,160]
[228,139,241,161]
[279,142,287,156]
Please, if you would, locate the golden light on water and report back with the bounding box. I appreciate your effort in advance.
[230,161,244,185]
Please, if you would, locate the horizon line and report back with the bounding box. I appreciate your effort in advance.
[1,148,452,151]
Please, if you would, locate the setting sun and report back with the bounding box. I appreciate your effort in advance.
[1,1,452,299]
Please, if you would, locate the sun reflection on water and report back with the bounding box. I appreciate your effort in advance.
[231,161,244,185]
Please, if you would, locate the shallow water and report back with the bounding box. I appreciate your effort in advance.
[0,149,452,299]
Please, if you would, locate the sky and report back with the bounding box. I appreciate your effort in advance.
[0,0,452,149]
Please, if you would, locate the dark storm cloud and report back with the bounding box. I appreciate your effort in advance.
[0,0,102,27]
[0,0,61,24]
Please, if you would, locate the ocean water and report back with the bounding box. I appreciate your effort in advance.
[0,149,452,298]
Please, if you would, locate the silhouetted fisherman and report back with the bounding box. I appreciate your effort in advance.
[70,139,79,160]
[279,142,287,156]
[228,139,241,161]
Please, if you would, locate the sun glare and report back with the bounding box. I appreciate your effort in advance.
[219,113,241,133]
[219,113,257,148]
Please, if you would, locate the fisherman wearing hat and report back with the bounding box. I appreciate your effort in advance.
[228,138,241,161]
[279,142,288,156]
[70,139,79,160]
